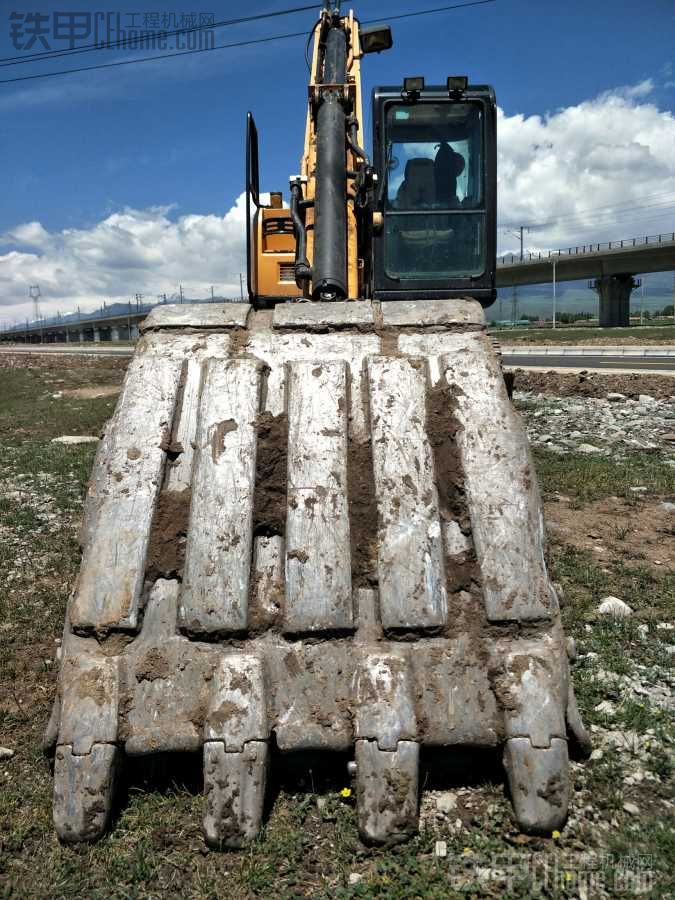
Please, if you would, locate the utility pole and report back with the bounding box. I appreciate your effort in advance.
[29,285,43,342]
[640,278,645,326]
[179,284,184,304]
[505,225,530,261]
[239,273,244,301]
[551,257,557,329]
[210,285,215,302]
[511,285,519,325]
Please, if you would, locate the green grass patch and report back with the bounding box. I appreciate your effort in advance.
[490,324,675,344]
[0,366,121,441]
[534,448,675,505]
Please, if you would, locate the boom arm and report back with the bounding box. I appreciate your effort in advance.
[296,5,368,300]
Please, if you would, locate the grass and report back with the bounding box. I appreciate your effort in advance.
[534,447,675,505]
[0,353,673,898]
[490,324,675,345]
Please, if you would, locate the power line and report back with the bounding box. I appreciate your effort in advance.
[0,4,323,66]
[0,0,498,85]
[0,30,309,84]
[362,0,495,25]
[499,189,675,227]
[499,192,675,232]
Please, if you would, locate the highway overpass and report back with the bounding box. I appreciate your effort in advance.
[497,232,675,326]
[1,233,673,343]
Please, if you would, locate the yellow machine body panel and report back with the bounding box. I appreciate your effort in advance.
[255,207,297,298]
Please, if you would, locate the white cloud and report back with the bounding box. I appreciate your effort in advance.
[0,197,249,323]
[497,80,675,254]
[2,81,675,324]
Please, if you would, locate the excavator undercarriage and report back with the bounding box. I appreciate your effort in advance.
[46,2,589,848]
[47,299,589,846]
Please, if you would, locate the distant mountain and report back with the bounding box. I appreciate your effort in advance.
[14,296,239,331]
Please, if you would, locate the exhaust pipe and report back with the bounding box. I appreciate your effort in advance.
[312,17,348,301]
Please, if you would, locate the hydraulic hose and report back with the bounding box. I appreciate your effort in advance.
[290,180,311,287]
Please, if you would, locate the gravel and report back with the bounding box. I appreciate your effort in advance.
[515,390,675,457]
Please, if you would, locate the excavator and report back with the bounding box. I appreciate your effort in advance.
[46,2,590,848]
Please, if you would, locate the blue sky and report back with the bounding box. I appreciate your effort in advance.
[1,0,673,231]
[0,0,674,320]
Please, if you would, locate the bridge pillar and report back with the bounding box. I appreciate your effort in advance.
[78,330,84,343]
[110,326,120,342]
[593,274,638,327]
[93,327,101,343]
[130,323,139,340]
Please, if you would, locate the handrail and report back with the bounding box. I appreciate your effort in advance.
[497,231,675,266]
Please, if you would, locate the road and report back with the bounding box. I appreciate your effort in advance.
[1,343,674,373]
[0,344,133,357]
[502,353,675,372]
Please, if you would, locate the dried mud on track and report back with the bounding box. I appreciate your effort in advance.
[512,368,675,400]
[253,411,289,537]
[146,489,192,581]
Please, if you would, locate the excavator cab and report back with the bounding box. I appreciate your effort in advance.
[246,71,496,307]
[372,78,496,304]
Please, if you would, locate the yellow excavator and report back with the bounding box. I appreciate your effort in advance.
[46,2,589,848]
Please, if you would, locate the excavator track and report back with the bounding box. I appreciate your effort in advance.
[46,298,589,847]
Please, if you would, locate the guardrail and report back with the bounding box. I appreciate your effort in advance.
[500,345,675,357]
[498,232,675,266]
[2,303,156,336]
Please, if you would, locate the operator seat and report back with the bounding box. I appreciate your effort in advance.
[396,157,436,209]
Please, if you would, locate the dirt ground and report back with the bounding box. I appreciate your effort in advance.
[545,496,674,574]
[512,368,675,400]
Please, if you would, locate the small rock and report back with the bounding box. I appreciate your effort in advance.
[435,791,458,814]
[629,486,647,493]
[577,443,602,454]
[51,436,100,445]
[594,700,616,715]
[435,840,448,858]
[662,433,675,443]
[623,802,640,816]
[566,637,577,660]
[637,624,649,640]
[660,501,675,513]
[348,873,364,886]
[657,622,674,631]
[0,748,15,760]
[590,748,603,761]
[607,392,626,402]
[598,596,633,618]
